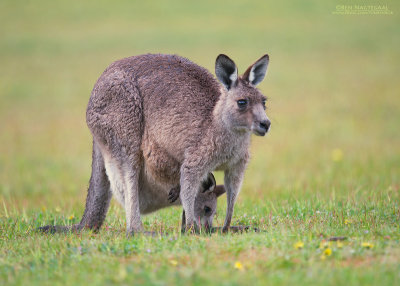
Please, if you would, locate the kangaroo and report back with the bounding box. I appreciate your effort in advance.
[41,53,270,236]
[88,53,270,235]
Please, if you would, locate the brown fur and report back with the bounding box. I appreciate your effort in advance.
[65,53,270,235]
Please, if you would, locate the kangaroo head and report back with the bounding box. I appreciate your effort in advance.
[215,54,270,136]
[194,173,225,231]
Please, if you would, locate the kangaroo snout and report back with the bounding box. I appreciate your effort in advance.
[254,119,271,136]
[260,120,271,132]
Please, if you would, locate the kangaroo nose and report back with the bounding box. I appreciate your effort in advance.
[259,120,271,132]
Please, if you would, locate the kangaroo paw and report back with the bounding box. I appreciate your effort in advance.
[168,186,180,203]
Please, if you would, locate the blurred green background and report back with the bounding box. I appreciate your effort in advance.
[0,0,399,212]
[1,1,400,285]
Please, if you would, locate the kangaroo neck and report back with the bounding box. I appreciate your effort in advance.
[209,91,251,158]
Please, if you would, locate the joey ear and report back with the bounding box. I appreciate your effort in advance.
[215,54,238,90]
[213,185,226,197]
[202,173,216,193]
[242,54,269,86]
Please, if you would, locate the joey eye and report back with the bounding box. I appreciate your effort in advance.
[262,99,266,109]
[204,206,212,214]
[237,99,248,109]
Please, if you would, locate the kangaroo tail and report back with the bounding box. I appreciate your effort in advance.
[36,224,81,234]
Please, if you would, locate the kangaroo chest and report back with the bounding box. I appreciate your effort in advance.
[212,133,251,171]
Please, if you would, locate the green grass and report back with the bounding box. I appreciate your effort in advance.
[1,0,399,285]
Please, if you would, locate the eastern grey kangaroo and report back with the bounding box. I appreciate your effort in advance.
[41,53,270,236]
[87,53,270,235]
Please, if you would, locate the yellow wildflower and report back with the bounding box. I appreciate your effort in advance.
[344,219,351,225]
[234,261,244,270]
[169,259,178,266]
[55,207,61,213]
[68,214,75,220]
[331,148,343,162]
[323,248,332,256]
[294,241,304,249]
[361,242,374,249]
[41,206,47,212]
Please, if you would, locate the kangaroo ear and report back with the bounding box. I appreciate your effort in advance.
[213,185,226,197]
[215,54,238,90]
[202,173,216,193]
[242,54,269,86]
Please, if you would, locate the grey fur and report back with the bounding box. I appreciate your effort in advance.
[39,53,270,236]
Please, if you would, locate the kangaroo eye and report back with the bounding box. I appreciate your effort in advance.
[204,206,212,214]
[237,99,248,109]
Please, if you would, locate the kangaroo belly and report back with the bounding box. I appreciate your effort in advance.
[100,141,180,214]
[141,131,181,185]
[138,170,180,214]
[139,135,182,214]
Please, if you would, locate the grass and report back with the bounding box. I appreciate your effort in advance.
[1,0,399,285]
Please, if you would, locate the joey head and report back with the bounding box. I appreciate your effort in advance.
[168,172,226,232]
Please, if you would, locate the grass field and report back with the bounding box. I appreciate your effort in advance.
[1,0,399,285]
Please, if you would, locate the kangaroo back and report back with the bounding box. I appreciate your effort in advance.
[106,54,222,161]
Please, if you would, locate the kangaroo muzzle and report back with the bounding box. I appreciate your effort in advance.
[253,118,271,136]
